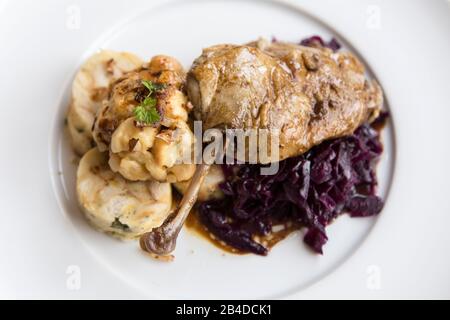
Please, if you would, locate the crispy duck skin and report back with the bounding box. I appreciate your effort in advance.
[187,38,382,162]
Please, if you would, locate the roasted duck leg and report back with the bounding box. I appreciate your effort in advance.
[140,38,383,258]
[187,38,382,161]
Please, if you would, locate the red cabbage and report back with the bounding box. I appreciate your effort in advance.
[300,35,341,51]
[272,35,341,51]
[198,121,386,255]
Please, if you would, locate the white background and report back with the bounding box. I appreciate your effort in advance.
[0,0,449,299]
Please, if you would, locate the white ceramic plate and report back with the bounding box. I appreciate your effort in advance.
[0,0,449,299]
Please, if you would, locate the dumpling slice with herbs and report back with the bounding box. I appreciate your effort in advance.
[108,117,196,182]
[93,55,188,150]
[67,50,143,155]
[76,148,173,239]
[92,55,196,183]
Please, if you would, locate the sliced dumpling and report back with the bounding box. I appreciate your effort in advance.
[68,51,143,155]
[76,148,173,239]
[108,118,196,183]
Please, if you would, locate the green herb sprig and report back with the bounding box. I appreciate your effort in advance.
[133,80,165,125]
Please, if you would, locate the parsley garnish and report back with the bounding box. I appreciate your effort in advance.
[111,218,130,232]
[141,79,165,95]
[134,104,160,124]
[133,80,165,125]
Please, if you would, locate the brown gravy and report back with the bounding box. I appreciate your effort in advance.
[185,208,301,255]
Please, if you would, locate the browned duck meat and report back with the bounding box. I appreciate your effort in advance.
[140,39,384,259]
[187,38,382,161]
